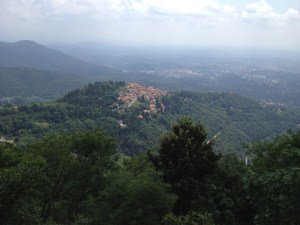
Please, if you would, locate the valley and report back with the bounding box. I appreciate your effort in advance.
[1,0,300,223]
[0,41,299,155]
[0,81,298,155]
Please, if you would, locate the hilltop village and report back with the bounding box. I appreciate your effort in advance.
[116,83,167,118]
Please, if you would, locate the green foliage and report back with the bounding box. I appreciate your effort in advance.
[85,155,176,225]
[151,118,254,225]
[211,153,252,225]
[149,118,220,214]
[0,130,176,225]
[1,115,299,225]
[0,144,46,225]
[0,130,116,225]
[245,130,300,225]
[0,67,86,104]
[162,211,215,225]
[0,81,298,155]
[155,117,220,181]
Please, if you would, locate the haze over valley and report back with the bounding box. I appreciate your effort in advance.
[0,1,300,225]
[1,40,300,110]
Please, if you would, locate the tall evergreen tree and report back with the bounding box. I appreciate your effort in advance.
[149,117,220,214]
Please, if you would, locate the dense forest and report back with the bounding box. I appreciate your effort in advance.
[0,67,88,105]
[1,118,299,225]
[1,1,300,224]
[0,81,299,155]
[0,81,299,225]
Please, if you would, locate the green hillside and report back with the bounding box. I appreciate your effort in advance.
[0,40,121,77]
[0,67,89,105]
[0,81,298,154]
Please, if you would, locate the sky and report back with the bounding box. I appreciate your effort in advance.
[0,0,300,49]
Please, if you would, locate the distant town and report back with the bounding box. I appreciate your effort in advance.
[116,82,168,119]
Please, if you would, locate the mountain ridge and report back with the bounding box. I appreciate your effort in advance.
[0,66,89,105]
[0,40,121,78]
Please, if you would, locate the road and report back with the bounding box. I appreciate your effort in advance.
[128,97,137,108]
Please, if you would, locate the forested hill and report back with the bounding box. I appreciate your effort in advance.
[0,40,120,77]
[0,67,88,105]
[0,81,299,154]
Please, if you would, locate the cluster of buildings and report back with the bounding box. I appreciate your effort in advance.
[0,96,13,106]
[117,82,167,115]
[243,75,279,87]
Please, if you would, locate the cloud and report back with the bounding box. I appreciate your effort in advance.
[0,0,299,48]
[108,0,300,28]
[241,0,300,26]
[245,0,273,14]
[111,0,237,14]
[0,0,113,21]
[285,8,300,20]
[110,0,238,25]
[1,0,298,26]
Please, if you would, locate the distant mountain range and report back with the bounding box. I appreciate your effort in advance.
[0,40,128,104]
[0,67,89,104]
[1,40,299,112]
[0,40,120,77]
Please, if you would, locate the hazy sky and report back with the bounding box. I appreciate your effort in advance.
[0,0,300,49]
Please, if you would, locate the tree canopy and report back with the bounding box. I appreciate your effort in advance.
[149,118,220,214]
[245,130,300,225]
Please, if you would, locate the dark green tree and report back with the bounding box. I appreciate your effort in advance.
[245,130,300,225]
[162,211,215,225]
[0,129,117,225]
[0,143,45,225]
[211,153,252,225]
[85,154,176,225]
[27,129,116,224]
[149,117,220,214]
